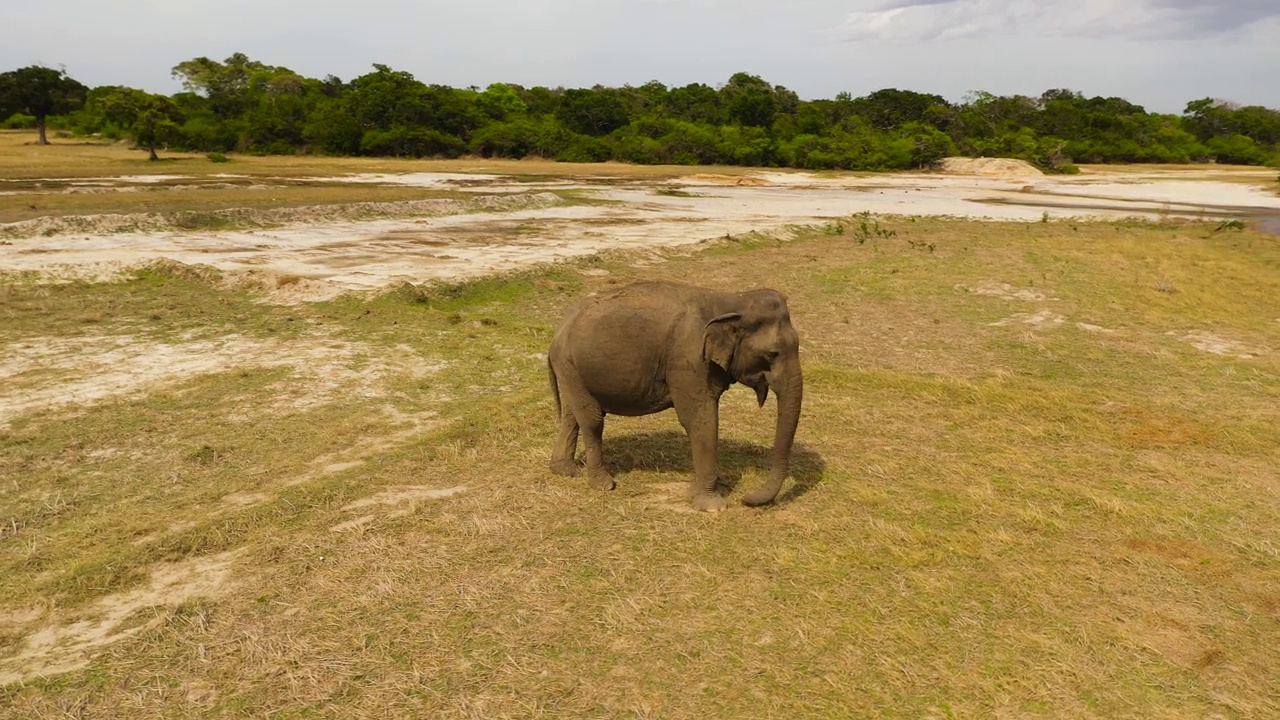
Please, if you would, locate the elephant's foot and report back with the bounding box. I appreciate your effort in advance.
[549,458,580,477]
[691,492,727,513]
[587,471,616,491]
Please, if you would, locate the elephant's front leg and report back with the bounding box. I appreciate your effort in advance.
[675,399,726,512]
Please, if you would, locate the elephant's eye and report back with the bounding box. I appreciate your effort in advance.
[764,351,779,362]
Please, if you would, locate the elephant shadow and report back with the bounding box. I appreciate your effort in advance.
[603,430,825,505]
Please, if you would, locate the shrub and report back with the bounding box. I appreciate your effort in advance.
[1,113,36,129]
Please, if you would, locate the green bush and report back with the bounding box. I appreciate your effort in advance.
[359,126,466,158]
[554,134,610,163]
[1206,134,1270,165]
[1,112,36,129]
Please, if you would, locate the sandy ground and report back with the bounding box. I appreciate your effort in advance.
[2,164,1278,303]
[0,551,243,684]
[0,329,446,428]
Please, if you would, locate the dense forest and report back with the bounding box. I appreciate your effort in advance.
[3,54,1279,173]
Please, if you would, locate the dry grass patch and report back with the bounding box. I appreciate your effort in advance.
[1,215,1279,717]
[0,130,785,183]
[0,182,473,225]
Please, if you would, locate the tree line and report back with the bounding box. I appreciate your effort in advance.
[3,54,1278,172]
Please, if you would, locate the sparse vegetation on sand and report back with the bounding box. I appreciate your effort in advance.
[2,209,1278,716]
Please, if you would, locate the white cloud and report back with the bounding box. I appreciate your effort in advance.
[829,0,1280,43]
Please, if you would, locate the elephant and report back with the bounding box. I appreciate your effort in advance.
[546,280,803,512]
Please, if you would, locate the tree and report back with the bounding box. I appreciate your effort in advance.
[0,65,87,144]
[850,88,951,130]
[1182,98,1234,142]
[94,87,183,160]
[171,52,277,119]
[720,72,778,128]
[476,83,527,121]
[898,122,956,168]
[556,88,630,136]
[346,64,431,130]
[665,83,723,124]
[1205,134,1269,165]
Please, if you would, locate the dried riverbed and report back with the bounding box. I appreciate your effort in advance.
[3,163,1277,302]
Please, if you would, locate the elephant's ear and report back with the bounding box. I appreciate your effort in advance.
[702,312,741,372]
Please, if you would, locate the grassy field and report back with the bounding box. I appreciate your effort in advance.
[2,200,1278,717]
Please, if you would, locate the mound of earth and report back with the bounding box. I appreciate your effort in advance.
[684,173,770,186]
[934,157,1044,178]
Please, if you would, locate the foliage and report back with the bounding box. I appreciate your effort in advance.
[90,86,184,160]
[0,65,88,144]
[2,112,36,129]
[8,55,1280,171]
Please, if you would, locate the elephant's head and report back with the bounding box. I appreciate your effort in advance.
[702,289,804,507]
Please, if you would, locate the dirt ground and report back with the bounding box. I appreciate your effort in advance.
[3,161,1278,303]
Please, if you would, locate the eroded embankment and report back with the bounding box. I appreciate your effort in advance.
[0,191,565,238]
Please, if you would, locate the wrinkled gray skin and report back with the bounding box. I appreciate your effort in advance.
[547,280,803,512]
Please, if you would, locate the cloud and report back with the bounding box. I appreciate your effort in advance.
[828,0,1280,43]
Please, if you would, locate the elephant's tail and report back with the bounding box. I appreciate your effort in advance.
[547,356,561,420]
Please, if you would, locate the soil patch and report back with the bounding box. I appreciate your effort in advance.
[962,281,1051,302]
[0,332,444,426]
[1176,331,1263,359]
[684,173,771,186]
[0,551,241,684]
[935,157,1045,178]
[990,310,1067,328]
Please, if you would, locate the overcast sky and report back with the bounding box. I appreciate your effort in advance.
[3,0,1277,113]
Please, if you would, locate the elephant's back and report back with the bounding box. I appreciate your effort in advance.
[562,293,678,385]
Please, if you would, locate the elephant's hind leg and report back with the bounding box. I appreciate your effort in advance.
[577,406,615,491]
[548,360,613,490]
[550,404,581,477]
[565,384,614,490]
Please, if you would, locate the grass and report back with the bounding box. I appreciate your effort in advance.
[0,182,474,225]
[1,152,1280,716]
[0,130,777,182]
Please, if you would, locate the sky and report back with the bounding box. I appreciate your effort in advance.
[3,0,1278,114]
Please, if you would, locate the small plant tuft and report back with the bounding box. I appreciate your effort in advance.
[851,217,897,244]
[188,445,224,465]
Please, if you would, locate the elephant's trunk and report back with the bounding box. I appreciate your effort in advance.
[742,354,803,507]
